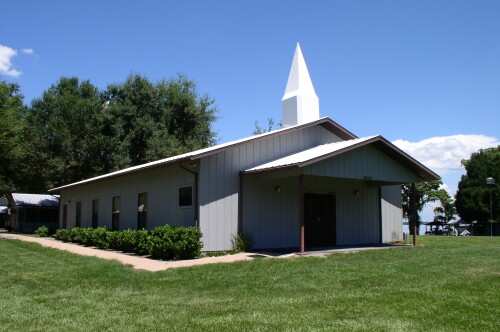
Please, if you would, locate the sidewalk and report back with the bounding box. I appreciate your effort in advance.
[0,233,281,272]
[1,233,405,272]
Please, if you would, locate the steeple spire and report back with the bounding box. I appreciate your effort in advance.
[282,43,320,127]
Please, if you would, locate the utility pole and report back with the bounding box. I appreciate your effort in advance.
[487,177,495,236]
[411,183,417,246]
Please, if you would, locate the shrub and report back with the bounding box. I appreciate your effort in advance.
[149,225,175,260]
[52,225,203,260]
[149,226,203,260]
[53,228,71,242]
[68,227,93,246]
[91,227,110,249]
[35,225,50,237]
[135,229,150,255]
[171,227,203,260]
[231,232,253,252]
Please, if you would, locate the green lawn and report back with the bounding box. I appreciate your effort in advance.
[0,237,498,331]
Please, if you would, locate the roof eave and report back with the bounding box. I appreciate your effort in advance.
[49,156,193,192]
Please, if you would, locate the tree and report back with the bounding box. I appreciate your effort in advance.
[0,81,26,196]
[455,147,499,234]
[21,77,109,191]
[103,74,218,170]
[253,118,280,135]
[402,180,443,234]
[432,189,457,231]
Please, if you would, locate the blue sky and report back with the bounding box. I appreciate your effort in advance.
[1,0,499,221]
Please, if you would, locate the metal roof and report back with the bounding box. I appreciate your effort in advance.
[244,136,378,172]
[243,135,440,182]
[10,193,60,207]
[49,117,356,192]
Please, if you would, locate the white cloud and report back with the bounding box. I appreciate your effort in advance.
[22,48,34,54]
[439,183,453,196]
[393,134,499,172]
[0,44,22,77]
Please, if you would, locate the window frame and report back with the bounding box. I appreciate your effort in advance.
[112,196,120,231]
[178,185,193,208]
[75,201,82,227]
[137,192,147,230]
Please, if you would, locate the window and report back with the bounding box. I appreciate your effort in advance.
[112,196,120,231]
[137,192,147,229]
[62,204,68,228]
[179,186,193,207]
[92,199,99,228]
[75,201,82,227]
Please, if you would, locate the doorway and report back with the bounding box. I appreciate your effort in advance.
[304,193,336,248]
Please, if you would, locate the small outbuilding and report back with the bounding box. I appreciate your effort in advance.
[6,193,60,233]
[0,196,8,228]
[49,44,440,252]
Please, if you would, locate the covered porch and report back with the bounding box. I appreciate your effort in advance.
[239,136,439,252]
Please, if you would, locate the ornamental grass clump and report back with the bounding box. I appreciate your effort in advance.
[231,232,253,252]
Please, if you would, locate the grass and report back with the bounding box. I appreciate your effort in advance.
[0,236,498,331]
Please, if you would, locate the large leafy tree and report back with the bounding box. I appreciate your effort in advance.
[103,74,218,170]
[22,77,109,191]
[0,81,26,196]
[455,147,499,233]
[402,180,443,234]
[432,189,457,224]
[2,74,218,193]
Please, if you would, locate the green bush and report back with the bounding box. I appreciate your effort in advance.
[149,225,175,260]
[107,229,150,254]
[53,228,71,242]
[52,225,203,260]
[171,227,203,260]
[35,225,50,237]
[91,227,110,249]
[231,232,253,252]
[135,229,150,255]
[149,226,203,260]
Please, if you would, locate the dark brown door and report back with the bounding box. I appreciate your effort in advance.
[304,193,336,248]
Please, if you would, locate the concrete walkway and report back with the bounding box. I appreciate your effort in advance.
[0,233,406,272]
[0,233,282,272]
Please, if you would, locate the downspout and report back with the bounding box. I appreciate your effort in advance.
[238,172,243,234]
[179,161,199,228]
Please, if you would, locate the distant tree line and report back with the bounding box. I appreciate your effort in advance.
[402,146,499,235]
[0,74,218,195]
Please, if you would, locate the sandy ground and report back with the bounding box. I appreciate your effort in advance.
[0,233,404,272]
[0,233,290,271]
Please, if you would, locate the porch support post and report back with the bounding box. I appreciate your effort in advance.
[411,182,417,246]
[238,173,243,234]
[299,174,305,253]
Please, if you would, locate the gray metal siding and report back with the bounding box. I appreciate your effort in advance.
[58,164,196,230]
[304,145,420,183]
[241,175,383,249]
[199,125,341,251]
[380,185,403,242]
[242,176,299,249]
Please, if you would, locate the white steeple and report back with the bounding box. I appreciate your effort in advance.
[282,43,320,127]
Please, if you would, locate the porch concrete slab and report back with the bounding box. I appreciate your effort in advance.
[294,244,410,257]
